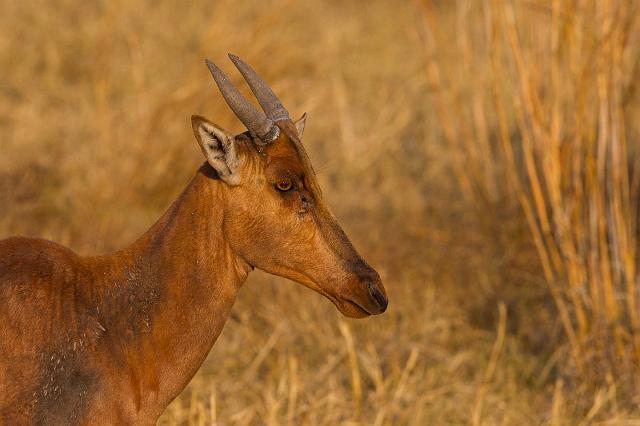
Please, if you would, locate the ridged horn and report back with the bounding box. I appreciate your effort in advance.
[205,59,279,144]
[228,54,291,122]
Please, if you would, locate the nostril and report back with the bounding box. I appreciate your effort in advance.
[368,284,388,312]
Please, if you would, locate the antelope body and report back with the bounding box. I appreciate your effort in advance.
[0,55,387,425]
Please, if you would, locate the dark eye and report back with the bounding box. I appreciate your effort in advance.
[276,180,293,192]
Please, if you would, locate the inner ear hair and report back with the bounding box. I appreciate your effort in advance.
[191,115,241,185]
[201,124,224,151]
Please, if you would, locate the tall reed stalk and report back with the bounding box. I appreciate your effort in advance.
[418,0,640,391]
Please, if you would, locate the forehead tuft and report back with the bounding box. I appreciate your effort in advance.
[265,124,310,169]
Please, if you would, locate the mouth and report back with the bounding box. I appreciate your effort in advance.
[292,273,372,318]
[285,271,384,318]
[328,296,374,318]
[340,298,372,318]
[316,284,386,319]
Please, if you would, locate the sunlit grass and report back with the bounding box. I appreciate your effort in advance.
[1,0,639,423]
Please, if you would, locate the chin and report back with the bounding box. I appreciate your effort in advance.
[336,299,371,319]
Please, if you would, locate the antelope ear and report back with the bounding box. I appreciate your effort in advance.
[295,113,307,138]
[191,115,241,185]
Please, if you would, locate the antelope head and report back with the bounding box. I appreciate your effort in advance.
[192,54,387,318]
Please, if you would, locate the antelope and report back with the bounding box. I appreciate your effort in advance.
[0,55,388,425]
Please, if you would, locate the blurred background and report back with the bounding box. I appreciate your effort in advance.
[1,0,640,424]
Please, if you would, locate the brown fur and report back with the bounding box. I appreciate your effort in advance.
[0,120,387,425]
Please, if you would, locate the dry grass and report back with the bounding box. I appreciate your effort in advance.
[417,0,640,409]
[1,0,640,424]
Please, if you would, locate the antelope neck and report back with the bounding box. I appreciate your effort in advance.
[87,164,250,413]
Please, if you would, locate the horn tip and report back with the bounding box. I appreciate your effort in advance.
[204,59,223,77]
